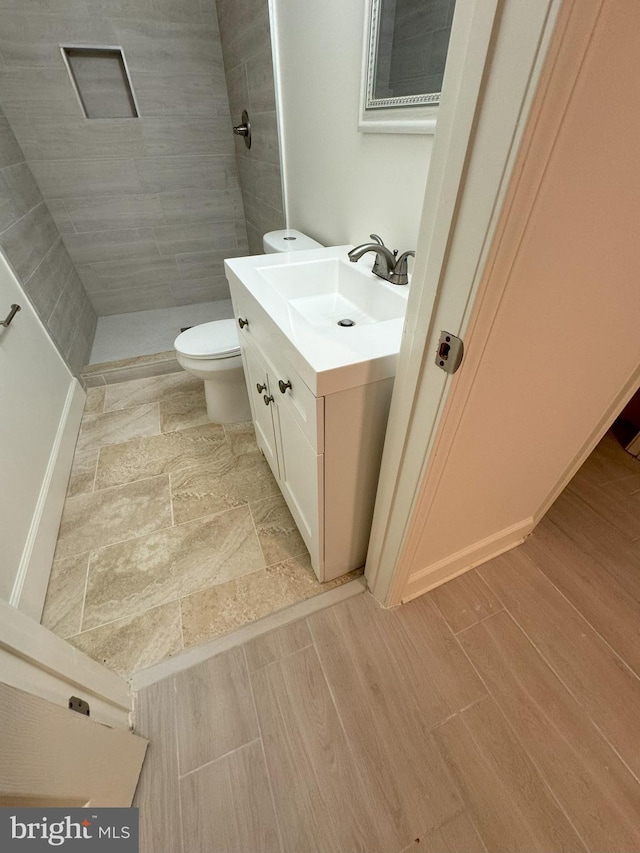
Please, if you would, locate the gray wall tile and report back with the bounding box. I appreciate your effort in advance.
[215,0,284,254]
[0,0,253,317]
[2,162,43,215]
[0,173,20,232]
[24,237,74,322]
[140,117,234,157]
[133,72,229,116]
[65,194,165,232]
[0,117,26,166]
[0,106,95,373]
[235,220,249,250]
[170,275,230,305]
[246,47,276,114]
[236,156,282,212]
[84,0,155,20]
[29,159,142,199]
[0,14,117,68]
[159,187,244,226]
[220,8,271,74]
[176,247,244,281]
[1,201,60,281]
[0,0,88,13]
[114,20,223,76]
[10,119,147,161]
[84,256,180,292]
[241,192,285,243]
[90,283,176,315]
[242,111,281,167]
[63,228,159,265]
[0,68,83,120]
[154,221,237,255]
[225,65,250,118]
[134,156,234,193]
[45,200,76,235]
[245,221,262,255]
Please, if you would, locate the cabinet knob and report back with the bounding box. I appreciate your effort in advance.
[278,379,292,394]
[238,317,249,329]
[263,394,274,406]
[256,382,267,394]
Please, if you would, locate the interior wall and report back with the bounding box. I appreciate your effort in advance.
[216,0,285,255]
[0,107,95,374]
[0,0,247,316]
[399,0,640,594]
[274,0,432,251]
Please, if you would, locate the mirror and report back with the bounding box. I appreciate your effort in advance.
[359,0,456,134]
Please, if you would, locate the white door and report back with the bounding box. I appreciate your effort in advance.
[0,251,84,617]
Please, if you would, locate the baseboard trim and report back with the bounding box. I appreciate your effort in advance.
[401,518,534,603]
[11,379,85,621]
[131,576,366,691]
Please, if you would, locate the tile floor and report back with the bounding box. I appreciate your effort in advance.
[42,368,360,677]
[89,299,234,364]
[133,430,640,852]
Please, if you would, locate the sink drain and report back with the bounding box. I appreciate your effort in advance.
[337,318,355,327]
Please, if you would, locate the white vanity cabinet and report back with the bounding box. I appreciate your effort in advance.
[231,286,394,583]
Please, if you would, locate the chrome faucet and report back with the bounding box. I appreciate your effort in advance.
[348,234,415,285]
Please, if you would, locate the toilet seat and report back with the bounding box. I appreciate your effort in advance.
[174,319,241,360]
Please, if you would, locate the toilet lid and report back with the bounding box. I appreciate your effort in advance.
[174,319,241,359]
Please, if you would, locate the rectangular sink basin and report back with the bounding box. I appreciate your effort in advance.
[256,258,406,327]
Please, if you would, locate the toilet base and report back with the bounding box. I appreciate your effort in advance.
[203,374,251,423]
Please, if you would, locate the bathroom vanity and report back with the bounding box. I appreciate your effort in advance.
[225,245,409,582]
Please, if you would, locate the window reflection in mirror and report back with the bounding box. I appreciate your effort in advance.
[368,0,456,109]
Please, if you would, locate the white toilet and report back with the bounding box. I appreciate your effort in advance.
[174,229,323,423]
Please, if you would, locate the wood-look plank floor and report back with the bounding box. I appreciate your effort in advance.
[133,431,640,852]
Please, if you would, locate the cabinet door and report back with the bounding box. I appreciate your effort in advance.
[275,400,324,578]
[241,342,280,479]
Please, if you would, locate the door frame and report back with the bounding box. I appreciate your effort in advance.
[365,0,563,605]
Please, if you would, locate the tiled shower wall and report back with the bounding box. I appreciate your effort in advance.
[216,0,286,254]
[0,106,96,374]
[0,0,249,316]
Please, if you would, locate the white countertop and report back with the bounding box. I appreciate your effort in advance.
[225,245,410,396]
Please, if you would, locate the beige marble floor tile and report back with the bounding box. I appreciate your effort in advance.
[171,444,279,525]
[41,553,90,639]
[55,475,172,561]
[250,493,308,566]
[84,386,105,415]
[103,371,193,412]
[68,601,182,678]
[66,448,98,498]
[223,421,260,457]
[83,506,265,631]
[181,553,362,648]
[159,382,209,433]
[77,403,160,452]
[94,422,226,489]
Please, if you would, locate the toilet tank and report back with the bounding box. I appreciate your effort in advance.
[262,229,324,253]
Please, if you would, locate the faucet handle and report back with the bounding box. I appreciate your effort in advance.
[390,250,415,285]
[369,233,384,246]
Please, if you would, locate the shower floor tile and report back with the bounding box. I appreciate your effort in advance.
[89,300,234,364]
[43,367,360,677]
